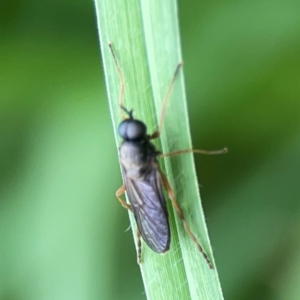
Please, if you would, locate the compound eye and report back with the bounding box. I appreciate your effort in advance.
[118,120,129,139]
[127,120,146,140]
[118,119,146,141]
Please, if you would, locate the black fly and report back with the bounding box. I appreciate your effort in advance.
[108,42,227,269]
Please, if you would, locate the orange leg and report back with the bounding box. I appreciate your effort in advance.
[149,62,183,140]
[159,169,214,269]
[115,185,132,211]
[108,42,126,120]
[159,147,228,158]
[116,186,144,264]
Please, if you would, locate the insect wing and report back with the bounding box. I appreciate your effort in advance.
[123,167,170,253]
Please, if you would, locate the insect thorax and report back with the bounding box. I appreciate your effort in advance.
[119,140,157,179]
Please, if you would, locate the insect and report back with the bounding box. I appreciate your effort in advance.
[108,42,227,269]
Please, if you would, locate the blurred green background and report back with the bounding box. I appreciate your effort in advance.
[1,0,300,299]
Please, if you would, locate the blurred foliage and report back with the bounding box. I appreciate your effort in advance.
[1,0,300,300]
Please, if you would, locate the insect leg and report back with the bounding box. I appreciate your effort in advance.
[116,187,143,264]
[137,229,142,264]
[158,147,228,158]
[116,185,133,211]
[159,169,214,269]
[149,62,183,140]
[108,42,126,120]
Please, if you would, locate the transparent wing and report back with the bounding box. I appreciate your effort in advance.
[123,167,170,253]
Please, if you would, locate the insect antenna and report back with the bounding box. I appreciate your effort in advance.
[120,105,134,119]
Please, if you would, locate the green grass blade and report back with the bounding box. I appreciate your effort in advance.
[94,0,224,299]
